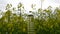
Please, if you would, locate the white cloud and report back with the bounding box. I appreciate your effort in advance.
[0,0,60,11]
[42,0,60,9]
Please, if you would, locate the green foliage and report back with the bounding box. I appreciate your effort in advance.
[0,3,60,34]
[34,7,60,34]
[0,10,27,34]
[6,4,12,10]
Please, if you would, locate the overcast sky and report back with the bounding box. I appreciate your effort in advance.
[0,0,60,11]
